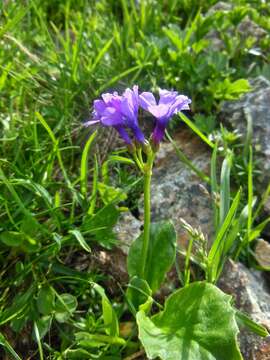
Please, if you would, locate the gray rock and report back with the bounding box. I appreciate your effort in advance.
[147,129,213,248]
[206,1,233,16]
[221,76,270,186]
[219,260,270,360]
[115,211,142,254]
[237,18,267,44]
[116,129,212,251]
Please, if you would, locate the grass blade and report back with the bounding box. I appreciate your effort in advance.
[235,310,268,337]
[80,130,97,197]
[166,130,210,183]
[90,37,114,73]
[211,143,219,232]
[247,146,253,240]
[35,112,75,195]
[219,152,232,227]
[179,112,214,148]
[207,189,241,282]
[0,332,22,360]
[33,322,44,360]
[88,155,99,215]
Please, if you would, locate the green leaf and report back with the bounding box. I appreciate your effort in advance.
[166,130,210,184]
[126,276,152,312]
[211,143,219,232]
[209,79,251,101]
[80,130,97,197]
[235,309,268,338]
[220,153,232,227]
[36,286,55,315]
[82,204,119,248]
[83,204,119,230]
[33,316,52,339]
[98,182,127,205]
[227,79,251,98]
[92,283,119,337]
[0,332,22,360]
[207,189,241,283]
[55,293,77,323]
[194,114,216,135]
[137,282,242,360]
[88,155,99,215]
[249,217,270,242]
[33,322,44,360]
[62,349,93,359]
[163,26,184,52]
[107,155,135,166]
[127,221,176,293]
[90,37,114,73]
[69,229,91,253]
[20,216,39,237]
[179,112,215,149]
[0,286,35,326]
[75,332,125,348]
[0,231,23,246]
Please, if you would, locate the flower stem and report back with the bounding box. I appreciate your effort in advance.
[140,152,154,279]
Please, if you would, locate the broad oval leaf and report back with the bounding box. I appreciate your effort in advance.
[82,204,119,248]
[37,286,55,315]
[0,231,23,247]
[92,283,119,337]
[126,276,152,312]
[127,221,176,293]
[55,293,77,323]
[137,282,242,360]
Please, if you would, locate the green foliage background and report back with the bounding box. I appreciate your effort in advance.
[1,0,270,358]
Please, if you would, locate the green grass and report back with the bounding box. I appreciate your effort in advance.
[1,0,270,358]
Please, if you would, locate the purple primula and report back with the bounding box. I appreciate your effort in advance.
[139,89,191,144]
[85,86,191,147]
[84,91,132,145]
[85,86,145,145]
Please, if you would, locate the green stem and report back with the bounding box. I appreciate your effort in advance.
[132,150,144,171]
[140,153,154,279]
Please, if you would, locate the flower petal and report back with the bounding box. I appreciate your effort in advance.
[100,107,124,126]
[170,95,191,116]
[148,104,170,120]
[152,122,166,144]
[158,89,178,105]
[101,93,114,104]
[121,96,136,124]
[84,119,100,127]
[93,99,106,116]
[115,125,132,145]
[133,126,145,143]
[102,93,122,111]
[139,92,157,110]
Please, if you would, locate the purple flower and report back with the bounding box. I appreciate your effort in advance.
[84,91,132,144]
[85,86,145,145]
[139,89,191,144]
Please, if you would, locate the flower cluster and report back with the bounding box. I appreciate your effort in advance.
[85,86,191,147]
